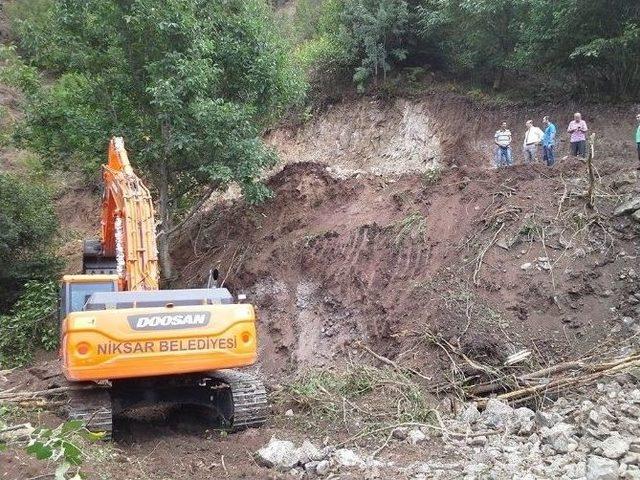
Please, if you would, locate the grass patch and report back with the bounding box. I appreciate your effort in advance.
[277,363,436,431]
[392,211,427,249]
[422,165,443,185]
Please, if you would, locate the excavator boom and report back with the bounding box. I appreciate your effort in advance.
[84,137,159,291]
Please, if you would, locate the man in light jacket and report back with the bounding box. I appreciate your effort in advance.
[523,120,544,164]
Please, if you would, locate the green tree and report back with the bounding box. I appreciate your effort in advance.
[10,0,305,281]
[0,280,58,367]
[517,0,640,98]
[341,0,410,91]
[0,173,60,311]
[418,0,528,90]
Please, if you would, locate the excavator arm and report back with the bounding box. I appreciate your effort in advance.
[83,137,159,291]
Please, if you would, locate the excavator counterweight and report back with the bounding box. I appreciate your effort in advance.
[58,137,266,439]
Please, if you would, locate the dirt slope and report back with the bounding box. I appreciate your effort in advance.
[176,94,640,384]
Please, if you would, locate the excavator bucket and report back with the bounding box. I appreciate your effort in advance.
[82,238,117,274]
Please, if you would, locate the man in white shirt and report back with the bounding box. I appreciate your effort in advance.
[523,120,544,164]
[494,122,512,167]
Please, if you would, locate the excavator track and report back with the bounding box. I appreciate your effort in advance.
[209,369,268,431]
[66,385,113,440]
[45,369,265,440]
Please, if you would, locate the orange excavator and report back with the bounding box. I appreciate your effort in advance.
[58,137,266,439]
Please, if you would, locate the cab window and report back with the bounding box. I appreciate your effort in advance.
[69,282,114,313]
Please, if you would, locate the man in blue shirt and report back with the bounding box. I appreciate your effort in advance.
[542,116,556,166]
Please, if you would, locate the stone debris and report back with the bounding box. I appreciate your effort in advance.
[600,434,631,460]
[613,196,640,216]
[254,437,300,471]
[457,403,481,424]
[332,448,365,469]
[0,423,34,442]
[586,455,619,480]
[480,398,513,429]
[406,428,427,445]
[391,426,409,440]
[256,379,640,478]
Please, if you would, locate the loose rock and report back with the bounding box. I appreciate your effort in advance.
[481,398,513,429]
[315,459,331,476]
[255,437,300,471]
[586,455,619,480]
[458,403,481,425]
[614,197,640,216]
[601,435,630,460]
[333,448,365,469]
[407,428,427,445]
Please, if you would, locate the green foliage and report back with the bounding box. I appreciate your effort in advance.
[393,211,427,248]
[26,419,103,466]
[517,0,640,98]
[341,0,410,91]
[284,363,435,424]
[418,0,528,89]
[421,164,443,185]
[0,45,41,94]
[0,407,103,480]
[293,0,413,92]
[0,280,59,367]
[10,0,306,225]
[293,0,640,98]
[0,173,60,310]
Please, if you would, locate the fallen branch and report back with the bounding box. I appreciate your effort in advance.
[586,133,596,209]
[359,344,431,382]
[0,384,103,402]
[476,354,640,408]
[473,223,505,286]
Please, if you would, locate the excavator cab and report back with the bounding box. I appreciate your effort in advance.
[59,274,119,318]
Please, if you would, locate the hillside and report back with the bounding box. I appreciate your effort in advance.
[2,34,640,480]
[176,94,640,380]
[1,0,640,477]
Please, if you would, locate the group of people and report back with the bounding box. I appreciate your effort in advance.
[493,112,640,168]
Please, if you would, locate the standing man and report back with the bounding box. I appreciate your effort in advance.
[494,122,512,167]
[567,112,588,158]
[635,113,640,166]
[523,120,544,164]
[542,116,556,166]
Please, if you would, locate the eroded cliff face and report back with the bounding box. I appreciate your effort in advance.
[266,98,444,177]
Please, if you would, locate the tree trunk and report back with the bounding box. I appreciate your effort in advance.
[492,67,504,91]
[156,157,174,285]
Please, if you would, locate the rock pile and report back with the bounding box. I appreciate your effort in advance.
[256,378,640,479]
[254,437,378,477]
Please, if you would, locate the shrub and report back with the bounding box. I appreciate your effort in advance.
[0,280,59,367]
[0,173,60,310]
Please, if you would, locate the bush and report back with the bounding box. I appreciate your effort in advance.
[0,280,59,367]
[0,173,60,310]
[294,0,413,93]
[341,0,409,92]
[0,45,41,95]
